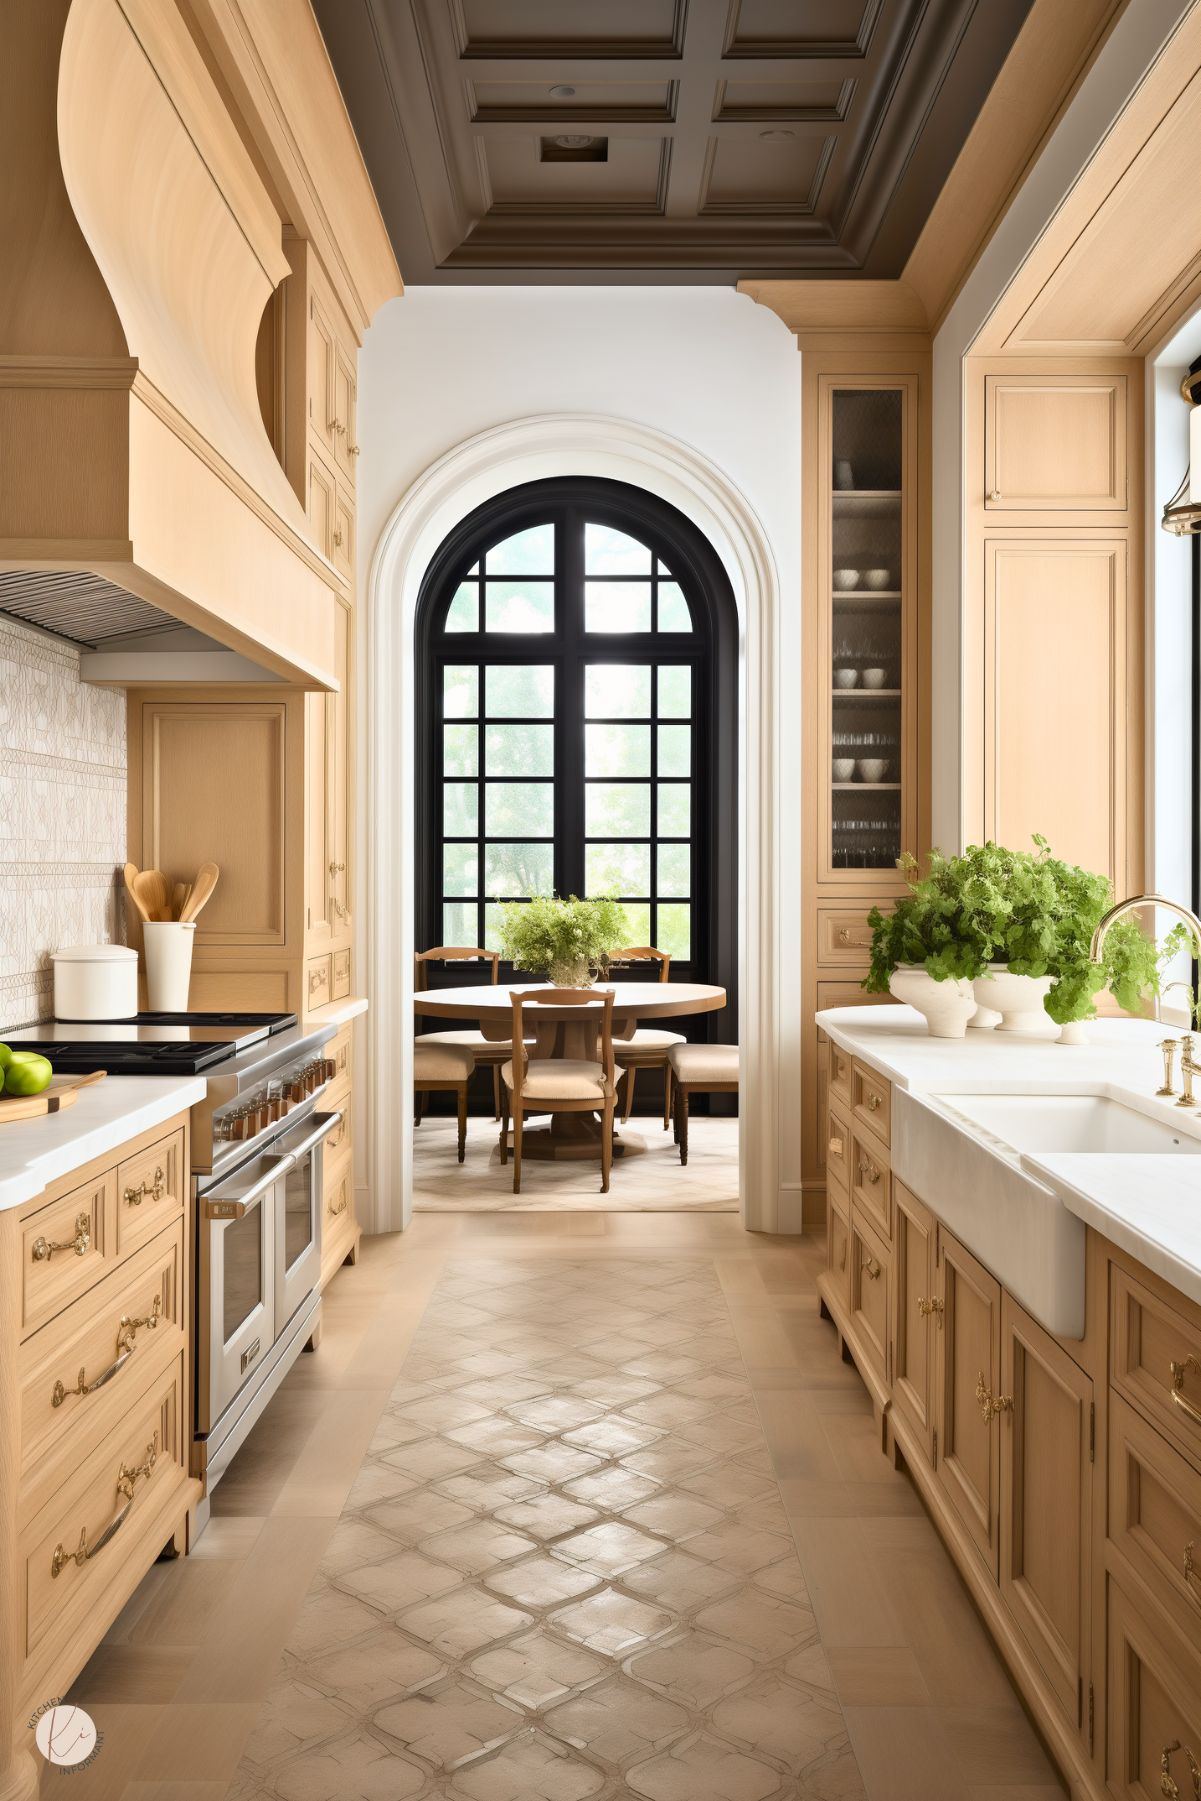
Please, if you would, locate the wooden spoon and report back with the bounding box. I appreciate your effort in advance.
[172,882,189,920]
[123,863,151,923]
[180,862,220,924]
[132,868,171,923]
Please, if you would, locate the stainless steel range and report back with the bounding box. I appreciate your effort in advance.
[10,1012,342,1518]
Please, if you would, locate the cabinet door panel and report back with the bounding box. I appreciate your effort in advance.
[891,1181,935,1461]
[999,1292,1092,1733]
[308,292,338,461]
[849,1211,889,1390]
[983,538,1126,888]
[936,1228,1001,1578]
[985,375,1126,510]
[1106,1574,1201,1801]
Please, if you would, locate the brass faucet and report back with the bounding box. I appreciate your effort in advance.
[1181,1036,1199,1110]
[1089,893,1201,1025]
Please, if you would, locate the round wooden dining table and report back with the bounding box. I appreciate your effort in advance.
[413,980,727,1159]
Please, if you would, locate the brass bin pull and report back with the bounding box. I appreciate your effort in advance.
[917,1295,944,1324]
[123,1165,165,1207]
[975,1372,1014,1424]
[862,1254,881,1282]
[858,1158,881,1186]
[50,1296,163,1408]
[1159,1740,1201,1801]
[50,1434,159,1578]
[866,1091,881,1113]
[1170,1355,1201,1429]
[31,1212,91,1262]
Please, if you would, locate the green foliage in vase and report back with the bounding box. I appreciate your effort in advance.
[865,836,1164,1025]
[497,894,630,978]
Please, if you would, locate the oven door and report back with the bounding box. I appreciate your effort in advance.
[272,1110,341,1330]
[199,1152,290,1432]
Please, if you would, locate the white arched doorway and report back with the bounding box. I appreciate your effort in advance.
[360,413,800,1234]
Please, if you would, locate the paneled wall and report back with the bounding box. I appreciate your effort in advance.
[0,617,125,1027]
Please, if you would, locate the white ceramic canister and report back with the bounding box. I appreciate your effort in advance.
[142,922,197,1012]
[53,944,139,1020]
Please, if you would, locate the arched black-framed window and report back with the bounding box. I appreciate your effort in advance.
[415,478,738,1036]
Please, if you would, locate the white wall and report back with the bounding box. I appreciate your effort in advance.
[357,284,804,1227]
[358,286,800,606]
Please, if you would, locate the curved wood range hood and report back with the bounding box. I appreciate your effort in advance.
[0,0,401,687]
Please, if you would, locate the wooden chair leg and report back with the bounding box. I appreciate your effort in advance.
[662,1062,673,1132]
[414,1086,423,1127]
[419,1090,429,1122]
[457,1084,468,1163]
[512,1106,523,1194]
[622,1063,637,1124]
[600,1100,613,1193]
[499,1087,510,1163]
[492,1064,501,1122]
[679,1087,690,1166]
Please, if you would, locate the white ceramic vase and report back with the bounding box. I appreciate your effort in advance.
[971,965,1053,1033]
[888,966,977,1038]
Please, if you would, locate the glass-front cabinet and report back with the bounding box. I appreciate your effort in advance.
[819,376,918,883]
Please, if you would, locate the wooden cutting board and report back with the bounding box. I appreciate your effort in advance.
[0,1069,107,1124]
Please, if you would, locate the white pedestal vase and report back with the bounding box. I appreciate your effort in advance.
[971,966,1053,1033]
[888,966,977,1038]
[968,1002,1001,1031]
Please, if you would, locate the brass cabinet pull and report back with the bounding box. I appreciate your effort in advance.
[1159,1740,1201,1800]
[975,1371,1014,1424]
[329,860,346,877]
[309,966,326,996]
[332,896,350,922]
[917,1295,944,1324]
[327,416,340,434]
[858,1157,881,1186]
[348,442,360,457]
[328,1193,348,1217]
[1184,1541,1199,1604]
[31,1212,91,1262]
[332,525,344,549]
[866,1091,881,1113]
[862,1254,881,1282]
[828,1135,844,1158]
[50,1434,159,1578]
[123,1165,165,1207]
[990,489,1002,502]
[54,1294,163,1405]
[1170,1355,1201,1429]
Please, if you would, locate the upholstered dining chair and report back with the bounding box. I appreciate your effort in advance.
[499,988,618,1194]
[609,946,685,1128]
[413,1041,476,1163]
[414,945,519,1121]
[667,1041,739,1165]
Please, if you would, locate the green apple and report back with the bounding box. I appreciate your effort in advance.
[0,1043,11,1071]
[4,1052,53,1097]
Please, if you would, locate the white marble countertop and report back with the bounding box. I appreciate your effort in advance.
[303,994,368,1031]
[817,1006,1201,1311]
[0,1076,205,1213]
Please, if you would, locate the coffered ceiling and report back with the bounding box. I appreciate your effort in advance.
[314,0,1032,282]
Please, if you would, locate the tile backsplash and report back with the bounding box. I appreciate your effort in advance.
[0,616,126,1027]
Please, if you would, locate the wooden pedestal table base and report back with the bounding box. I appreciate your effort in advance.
[503,1111,647,1161]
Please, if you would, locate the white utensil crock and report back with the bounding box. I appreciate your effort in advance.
[142,921,196,1012]
[888,966,977,1038]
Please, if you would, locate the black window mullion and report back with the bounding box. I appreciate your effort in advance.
[559,504,586,899]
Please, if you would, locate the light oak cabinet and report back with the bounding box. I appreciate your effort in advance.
[817,1038,1201,1801]
[984,374,1127,512]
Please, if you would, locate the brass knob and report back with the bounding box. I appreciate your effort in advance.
[866,1092,881,1113]
[975,1371,1014,1423]
[348,443,360,457]
[917,1295,944,1323]
[332,525,344,549]
[858,1158,880,1186]
[862,1255,881,1281]
[123,1165,165,1207]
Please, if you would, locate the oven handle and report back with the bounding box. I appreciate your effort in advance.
[276,1110,343,1165]
[203,1154,295,1223]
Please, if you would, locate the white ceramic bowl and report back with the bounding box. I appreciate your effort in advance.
[888,966,977,1039]
[833,668,858,689]
[971,965,1054,1033]
[857,758,888,782]
[831,758,855,781]
[832,569,859,591]
[862,569,891,590]
[860,667,887,689]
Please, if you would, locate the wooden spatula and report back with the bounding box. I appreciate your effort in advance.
[132,868,171,922]
[123,863,151,923]
[180,862,220,923]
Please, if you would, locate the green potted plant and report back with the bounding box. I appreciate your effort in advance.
[497,895,630,987]
[866,838,1163,1038]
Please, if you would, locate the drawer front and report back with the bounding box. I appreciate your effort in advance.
[852,1060,891,1147]
[307,953,332,1012]
[849,1210,890,1387]
[329,1023,353,1086]
[20,1224,184,1491]
[116,1129,185,1258]
[1109,1391,1201,1641]
[22,1350,188,1674]
[826,1101,852,1198]
[1106,1572,1201,1801]
[817,907,877,965]
[21,1172,116,1338]
[828,1038,852,1106]
[323,1107,352,1167]
[1112,1262,1201,1470]
[826,1202,851,1313]
[332,948,352,1000]
[321,1171,356,1287]
[851,1128,891,1245]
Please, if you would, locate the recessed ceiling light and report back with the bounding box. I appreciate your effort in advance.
[760,128,796,141]
[549,84,576,99]
[551,134,595,149]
